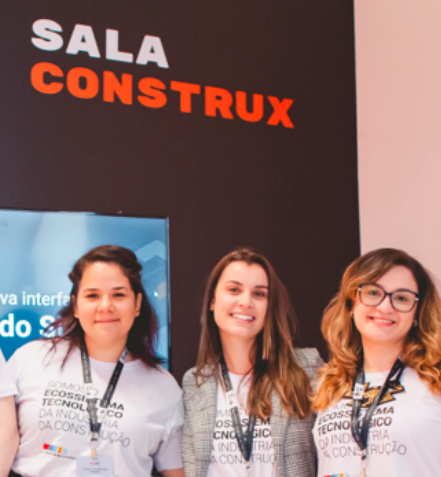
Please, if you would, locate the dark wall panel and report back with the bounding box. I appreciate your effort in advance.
[0,0,359,382]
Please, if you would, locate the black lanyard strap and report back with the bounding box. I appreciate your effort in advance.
[220,358,256,464]
[351,358,405,459]
[80,340,128,455]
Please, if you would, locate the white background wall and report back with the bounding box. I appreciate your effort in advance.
[355,0,441,281]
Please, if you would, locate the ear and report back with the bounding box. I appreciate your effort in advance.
[135,293,142,317]
[210,297,215,311]
[72,295,78,318]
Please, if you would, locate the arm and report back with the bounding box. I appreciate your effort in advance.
[153,381,185,477]
[181,371,196,477]
[0,396,19,477]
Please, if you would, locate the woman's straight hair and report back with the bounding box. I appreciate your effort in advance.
[195,247,312,421]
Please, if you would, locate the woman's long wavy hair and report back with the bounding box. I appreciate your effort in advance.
[195,247,311,421]
[313,248,441,411]
[46,245,161,368]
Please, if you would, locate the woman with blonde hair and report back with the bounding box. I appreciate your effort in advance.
[313,248,441,477]
[182,247,323,477]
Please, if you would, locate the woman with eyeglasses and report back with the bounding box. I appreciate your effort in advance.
[313,248,441,477]
[182,247,323,477]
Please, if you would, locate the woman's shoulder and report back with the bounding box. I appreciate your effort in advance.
[130,363,182,407]
[149,364,182,392]
[181,366,219,415]
[182,365,217,395]
[294,347,324,366]
[182,366,198,391]
[294,347,325,380]
[7,339,69,383]
[11,338,57,360]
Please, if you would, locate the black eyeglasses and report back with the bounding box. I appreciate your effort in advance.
[358,283,419,313]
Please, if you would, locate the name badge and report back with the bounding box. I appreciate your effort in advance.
[77,455,114,477]
[353,383,364,401]
[226,390,236,409]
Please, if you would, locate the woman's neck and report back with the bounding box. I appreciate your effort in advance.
[220,334,255,375]
[362,340,403,373]
[83,335,130,363]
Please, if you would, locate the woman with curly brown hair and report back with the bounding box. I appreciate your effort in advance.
[5,245,184,477]
[182,247,323,477]
[313,248,441,477]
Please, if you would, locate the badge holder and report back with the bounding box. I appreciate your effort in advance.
[77,454,115,477]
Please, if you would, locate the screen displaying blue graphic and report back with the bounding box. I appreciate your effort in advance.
[0,210,170,365]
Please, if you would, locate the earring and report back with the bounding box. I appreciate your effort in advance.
[413,320,417,328]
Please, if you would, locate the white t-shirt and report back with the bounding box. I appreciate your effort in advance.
[8,340,183,477]
[313,367,441,477]
[207,372,278,477]
[0,348,17,398]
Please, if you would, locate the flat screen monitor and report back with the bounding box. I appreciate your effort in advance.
[0,209,170,367]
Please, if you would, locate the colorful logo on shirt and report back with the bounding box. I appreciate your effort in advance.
[43,443,68,455]
[344,381,405,407]
[322,474,350,477]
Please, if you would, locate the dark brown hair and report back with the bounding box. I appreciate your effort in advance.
[195,247,311,420]
[313,248,441,410]
[46,245,161,368]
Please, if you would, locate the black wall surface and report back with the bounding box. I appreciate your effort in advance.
[0,1,359,382]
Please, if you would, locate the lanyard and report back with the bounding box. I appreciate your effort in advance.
[351,358,405,477]
[220,358,256,476]
[80,340,128,458]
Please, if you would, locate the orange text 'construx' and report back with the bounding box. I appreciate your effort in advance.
[30,20,294,129]
[30,63,294,128]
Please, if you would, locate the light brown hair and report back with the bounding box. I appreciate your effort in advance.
[313,248,441,411]
[195,247,311,420]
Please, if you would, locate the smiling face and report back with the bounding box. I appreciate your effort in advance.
[211,261,269,345]
[73,261,142,353]
[352,265,418,351]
